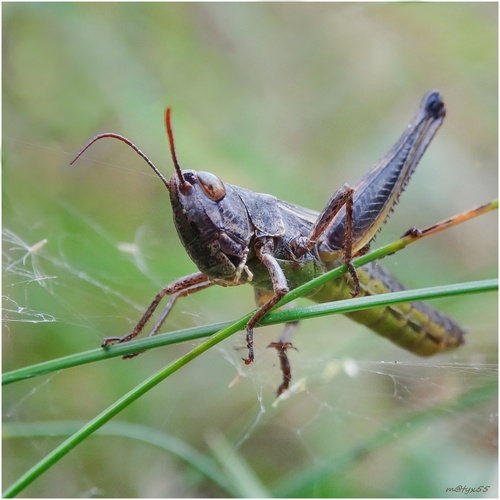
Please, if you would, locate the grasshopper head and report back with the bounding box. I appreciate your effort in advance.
[167,167,253,281]
[165,110,253,281]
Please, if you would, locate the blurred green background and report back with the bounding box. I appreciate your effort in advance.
[3,3,497,497]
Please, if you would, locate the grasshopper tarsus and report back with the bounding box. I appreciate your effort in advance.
[101,334,143,359]
[348,263,361,297]
[401,227,423,238]
[243,331,255,365]
[346,259,361,297]
[101,336,122,348]
[122,351,144,360]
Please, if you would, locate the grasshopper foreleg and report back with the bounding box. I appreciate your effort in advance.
[243,238,289,365]
[291,184,360,295]
[102,272,213,357]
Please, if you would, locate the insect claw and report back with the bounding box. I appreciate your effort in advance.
[102,331,138,348]
[102,336,145,359]
[350,282,361,297]
[244,266,253,282]
[346,262,361,297]
[401,227,423,238]
[232,266,253,285]
[232,249,253,284]
[123,351,144,359]
[242,348,254,364]
[101,336,122,348]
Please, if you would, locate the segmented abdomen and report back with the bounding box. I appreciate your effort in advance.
[316,261,466,356]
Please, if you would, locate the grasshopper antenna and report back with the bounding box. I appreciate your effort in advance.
[70,117,179,193]
[165,107,191,193]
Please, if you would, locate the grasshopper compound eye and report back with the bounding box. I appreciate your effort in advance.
[197,171,226,201]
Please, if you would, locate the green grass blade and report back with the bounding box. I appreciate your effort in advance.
[3,315,249,497]
[206,431,271,497]
[3,279,497,386]
[4,420,236,495]
[4,277,497,497]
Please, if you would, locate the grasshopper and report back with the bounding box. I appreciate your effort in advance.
[72,91,467,395]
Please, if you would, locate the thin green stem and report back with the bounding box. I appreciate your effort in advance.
[3,316,248,498]
[4,421,236,496]
[3,279,497,386]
